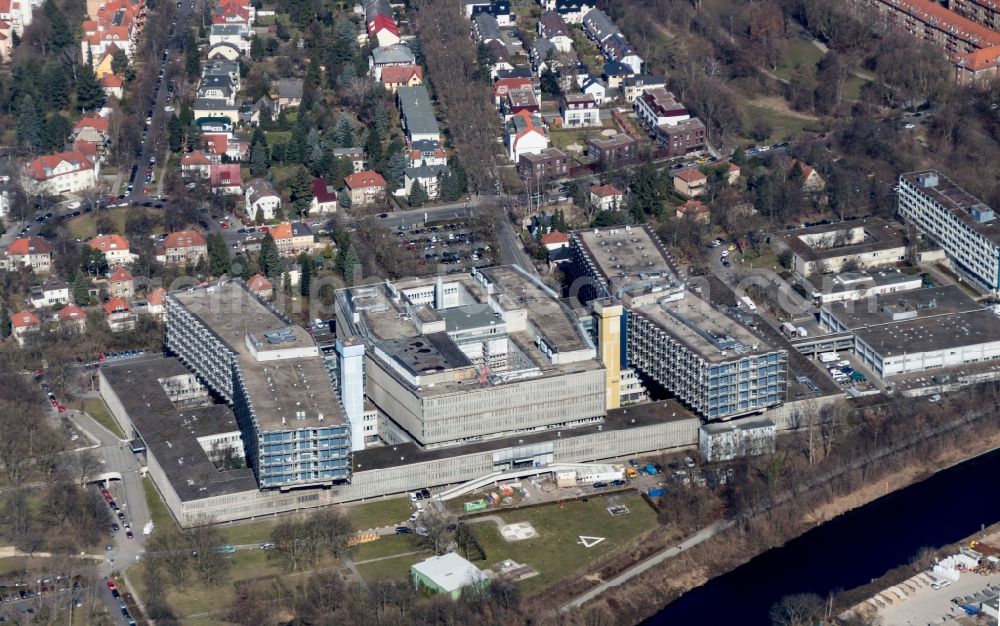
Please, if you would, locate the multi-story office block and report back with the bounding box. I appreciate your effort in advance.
[898,170,1000,294]
[166,280,352,490]
[570,225,788,420]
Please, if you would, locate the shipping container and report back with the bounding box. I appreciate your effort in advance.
[464,500,487,512]
[780,323,799,338]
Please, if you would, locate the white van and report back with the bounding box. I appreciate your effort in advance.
[930,578,951,590]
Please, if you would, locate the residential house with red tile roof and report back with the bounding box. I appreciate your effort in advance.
[380,65,422,93]
[589,183,624,211]
[26,150,99,195]
[89,234,134,266]
[143,287,166,320]
[181,150,213,178]
[156,230,208,266]
[270,222,315,257]
[505,110,548,162]
[0,21,12,61]
[673,168,707,198]
[108,266,134,298]
[676,199,709,223]
[100,75,124,100]
[73,115,110,152]
[247,274,273,300]
[209,163,243,195]
[540,231,569,250]
[54,303,87,335]
[368,13,400,47]
[10,310,40,346]
[81,0,146,68]
[2,237,52,272]
[0,0,30,38]
[103,297,135,332]
[790,160,826,194]
[344,171,387,207]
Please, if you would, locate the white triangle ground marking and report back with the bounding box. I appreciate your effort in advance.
[578,536,605,548]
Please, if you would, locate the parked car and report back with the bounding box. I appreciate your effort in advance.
[395,526,413,534]
[592,482,608,489]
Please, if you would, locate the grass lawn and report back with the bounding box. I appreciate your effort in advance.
[356,552,426,584]
[66,208,160,239]
[216,518,282,546]
[468,494,657,595]
[352,534,418,562]
[0,557,28,578]
[81,397,125,439]
[735,248,779,270]
[843,74,870,101]
[772,38,825,82]
[549,128,602,151]
[343,498,413,531]
[143,476,174,532]
[742,105,812,143]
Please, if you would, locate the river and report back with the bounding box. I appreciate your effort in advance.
[646,446,1000,625]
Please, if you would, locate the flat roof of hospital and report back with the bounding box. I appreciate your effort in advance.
[572,225,679,298]
[169,280,346,430]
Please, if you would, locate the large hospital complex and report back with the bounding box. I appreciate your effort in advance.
[99,225,816,526]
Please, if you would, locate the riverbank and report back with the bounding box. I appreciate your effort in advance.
[834,520,1000,621]
[540,397,1000,624]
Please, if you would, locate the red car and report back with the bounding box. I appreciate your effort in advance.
[220,222,228,229]
[57,404,66,413]
[259,226,269,233]
[106,580,117,591]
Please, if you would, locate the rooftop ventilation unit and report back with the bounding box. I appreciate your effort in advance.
[916,172,939,188]
[263,327,297,344]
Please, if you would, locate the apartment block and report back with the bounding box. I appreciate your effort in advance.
[898,170,1000,293]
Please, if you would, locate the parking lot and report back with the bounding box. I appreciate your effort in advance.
[876,570,1000,625]
[395,221,496,275]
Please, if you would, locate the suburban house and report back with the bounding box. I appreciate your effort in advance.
[276,78,304,109]
[332,147,366,173]
[676,199,709,223]
[369,44,416,80]
[397,85,441,143]
[11,310,41,346]
[492,76,536,108]
[472,13,502,44]
[540,231,570,251]
[311,179,338,213]
[486,40,514,79]
[143,288,166,321]
[107,266,134,298]
[2,237,52,272]
[54,304,87,335]
[655,117,707,156]
[103,297,135,332]
[29,276,69,308]
[245,179,281,220]
[209,163,243,195]
[26,149,99,195]
[505,110,549,162]
[367,13,400,47]
[673,168,708,197]
[344,170,388,207]
[193,98,239,124]
[408,140,447,168]
[586,133,637,167]
[157,230,208,266]
[538,11,573,51]
[247,274,273,300]
[207,41,241,60]
[601,61,634,88]
[581,76,608,105]
[181,150,213,178]
[622,74,666,103]
[549,0,592,23]
[197,74,238,105]
[72,115,110,152]
[560,93,600,127]
[531,38,571,76]
[0,0,32,38]
[519,147,570,181]
[208,24,250,55]
[590,183,624,211]
[791,160,826,193]
[634,87,689,129]
[100,75,124,100]
[89,234,134,266]
[502,84,541,121]
[380,65,423,93]
[604,34,642,74]
[402,164,445,199]
[582,8,619,46]
[462,0,511,25]
[271,222,315,257]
